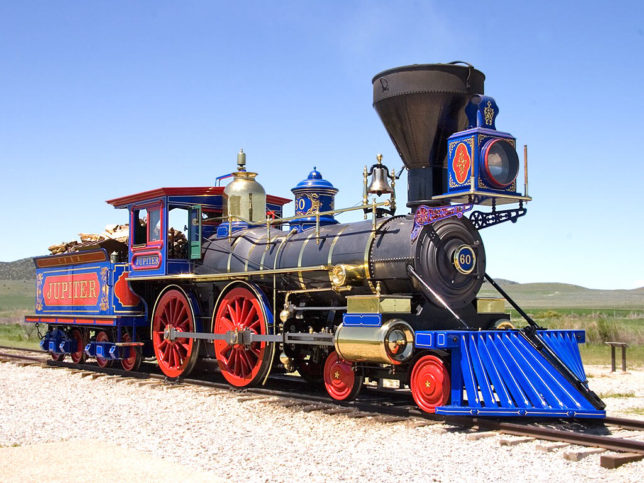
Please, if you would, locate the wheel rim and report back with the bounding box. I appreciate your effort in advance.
[323,351,361,401]
[410,354,450,413]
[120,332,141,371]
[213,286,268,387]
[152,289,198,378]
[70,328,86,364]
[95,330,112,368]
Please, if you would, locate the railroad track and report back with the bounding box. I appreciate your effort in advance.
[1,345,643,469]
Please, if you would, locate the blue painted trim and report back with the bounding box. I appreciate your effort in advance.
[415,329,605,418]
[342,313,382,327]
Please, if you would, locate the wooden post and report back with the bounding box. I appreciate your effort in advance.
[605,342,628,372]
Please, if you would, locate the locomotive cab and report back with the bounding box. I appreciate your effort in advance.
[106,186,290,277]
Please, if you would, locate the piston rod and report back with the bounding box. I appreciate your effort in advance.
[166,327,334,346]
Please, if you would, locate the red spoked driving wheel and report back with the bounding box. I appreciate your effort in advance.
[69,328,87,364]
[323,351,363,401]
[213,286,270,387]
[410,354,450,413]
[152,288,200,378]
[95,330,113,368]
[120,331,142,372]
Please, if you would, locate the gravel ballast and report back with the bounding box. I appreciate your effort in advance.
[0,362,643,482]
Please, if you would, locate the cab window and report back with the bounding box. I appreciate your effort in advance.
[132,207,162,245]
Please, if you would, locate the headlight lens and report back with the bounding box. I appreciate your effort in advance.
[481,139,519,188]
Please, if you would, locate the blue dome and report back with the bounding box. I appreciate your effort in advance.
[292,166,338,192]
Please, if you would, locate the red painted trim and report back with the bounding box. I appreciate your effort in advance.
[42,272,100,307]
[24,316,116,326]
[482,139,514,189]
[35,250,108,268]
[131,251,162,270]
[107,186,290,208]
[107,187,225,207]
[266,194,291,205]
[113,272,141,306]
[130,201,164,250]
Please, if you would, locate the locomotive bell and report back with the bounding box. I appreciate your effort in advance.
[367,154,394,196]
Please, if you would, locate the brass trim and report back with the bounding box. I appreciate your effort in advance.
[298,231,317,289]
[226,235,242,273]
[363,218,387,294]
[476,297,505,314]
[128,265,331,283]
[346,295,412,314]
[259,234,278,272]
[327,224,349,266]
[244,232,266,272]
[264,199,390,226]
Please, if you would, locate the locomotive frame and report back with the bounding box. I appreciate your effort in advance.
[26,63,606,418]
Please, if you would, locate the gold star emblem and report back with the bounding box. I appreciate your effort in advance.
[425,380,431,388]
[334,370,340,379]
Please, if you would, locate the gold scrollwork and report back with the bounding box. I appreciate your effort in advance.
[36,273,44,311]
[302,193,321,216]
[99,267,109,311]
[484,100,494,126]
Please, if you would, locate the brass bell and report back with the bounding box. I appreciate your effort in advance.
[367,154,394,195]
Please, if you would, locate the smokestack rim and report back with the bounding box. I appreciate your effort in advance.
[371,62,485,85]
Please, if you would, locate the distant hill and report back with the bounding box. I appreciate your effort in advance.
[480,280,644,309]
[0,257,642,310]
[0,258,35,280]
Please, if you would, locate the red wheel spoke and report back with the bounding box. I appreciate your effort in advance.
[242,305,257,327]
[237,299,248,325]
[230,349,239,375]
[153,289,199,378]
[240,350,255,373]
[247,317,260,331]
[213,286,268,387]
[177,342,189,359]
[218,317,234,332]
[172,345,180,368]
[228,301,238,325]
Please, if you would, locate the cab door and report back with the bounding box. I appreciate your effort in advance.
[128,201,166,277]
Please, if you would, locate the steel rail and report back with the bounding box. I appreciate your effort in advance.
[3,347,644,456]
[447,417,644,455]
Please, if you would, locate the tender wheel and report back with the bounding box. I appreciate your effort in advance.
[69,328,87,364]
[152,289,200,378]
[95,330,113,368]
[213,286,271,387]
[323,351,363,401]
[120,331,142,372]
[51,352,65,362]
[410,354,450,413]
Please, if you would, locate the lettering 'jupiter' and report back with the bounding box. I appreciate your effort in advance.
[43,273,100,306]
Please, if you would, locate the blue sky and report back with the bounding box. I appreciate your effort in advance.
[1,1,642,289]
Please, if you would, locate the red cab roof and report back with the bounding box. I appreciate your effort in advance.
[106,187,291,208]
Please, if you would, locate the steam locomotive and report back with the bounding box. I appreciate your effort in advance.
[26,63,606,418]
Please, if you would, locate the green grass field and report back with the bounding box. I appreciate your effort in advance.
[1,279,643,367]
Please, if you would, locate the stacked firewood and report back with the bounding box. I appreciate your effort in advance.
[47,224,188,257]
[48,224,129,255]
[168,227,188,258]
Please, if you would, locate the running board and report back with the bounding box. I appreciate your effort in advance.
[415,329,606,418]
